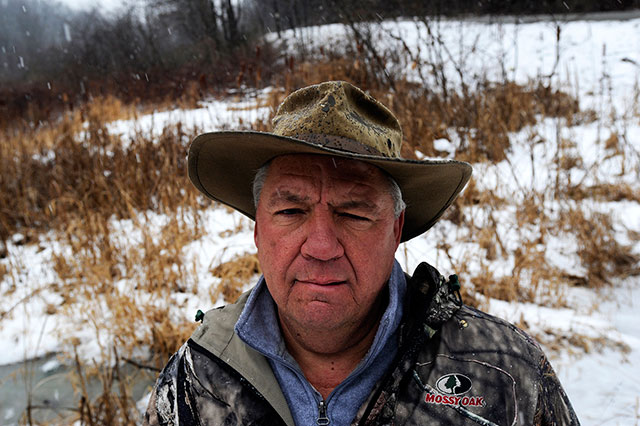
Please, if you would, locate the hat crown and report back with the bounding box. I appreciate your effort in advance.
[272,81,403,158]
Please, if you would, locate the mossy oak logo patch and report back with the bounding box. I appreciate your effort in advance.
[425,374,485,407]
[435,373,472,395]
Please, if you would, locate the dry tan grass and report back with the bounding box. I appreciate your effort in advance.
[561,209,640,287]
[51,210,203,358]
[0,95,211,423]
[0,99,202,244]
[210,252,262,304]
[261,57,583,163]
[532,327,631,357]
[565,182,640,203]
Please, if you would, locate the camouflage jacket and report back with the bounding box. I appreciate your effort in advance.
[144,262,580,426]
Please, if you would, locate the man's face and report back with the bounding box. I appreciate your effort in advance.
[254,154,404,349]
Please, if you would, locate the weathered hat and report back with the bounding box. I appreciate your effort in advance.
[188,81,472,242]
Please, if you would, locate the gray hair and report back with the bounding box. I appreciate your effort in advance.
[252,161,406,218]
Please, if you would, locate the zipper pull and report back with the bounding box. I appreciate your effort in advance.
[317,400,330,425]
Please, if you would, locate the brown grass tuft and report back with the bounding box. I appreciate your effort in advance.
[210,252,262,304]
[560,209,640,287]
[564,182,640,203]
[535,328,631,357]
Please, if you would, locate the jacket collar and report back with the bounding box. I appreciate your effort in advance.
[190,291,296,426]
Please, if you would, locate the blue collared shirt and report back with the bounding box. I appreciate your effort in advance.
[235,260,407,425]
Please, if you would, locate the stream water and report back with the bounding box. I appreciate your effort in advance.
[0,353,155,425]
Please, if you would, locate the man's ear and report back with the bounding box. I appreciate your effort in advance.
[394,210,405,246]
[253,220,259,246]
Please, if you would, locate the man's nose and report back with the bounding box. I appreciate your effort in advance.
[300,209,344,261]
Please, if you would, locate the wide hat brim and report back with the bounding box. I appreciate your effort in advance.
[188,131,472,242]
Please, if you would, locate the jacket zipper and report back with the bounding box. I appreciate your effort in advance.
[317,400,330,425]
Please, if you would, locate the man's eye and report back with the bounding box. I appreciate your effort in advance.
[276,208,303,215]
[339,212,370,221]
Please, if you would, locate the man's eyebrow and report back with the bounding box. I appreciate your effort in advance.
[267,189,311,207]
[334,200,378,212]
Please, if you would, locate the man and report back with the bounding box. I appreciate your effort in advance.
[145,81,579,425]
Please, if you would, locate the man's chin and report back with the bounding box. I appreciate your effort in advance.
[287,302,351,331]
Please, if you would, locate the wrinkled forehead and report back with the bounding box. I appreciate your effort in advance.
[266,154,387,186]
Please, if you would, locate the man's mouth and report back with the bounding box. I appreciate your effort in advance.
[295,279,347,286]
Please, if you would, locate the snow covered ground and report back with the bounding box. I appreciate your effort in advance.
[2,11,640,425]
